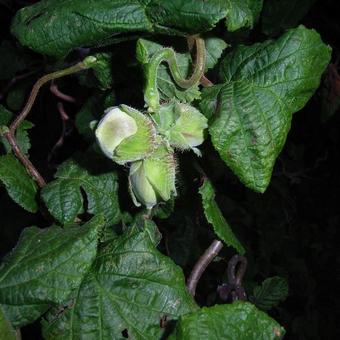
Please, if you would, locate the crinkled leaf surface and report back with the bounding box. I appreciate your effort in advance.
[0,154,38,213]
[250,276,289,311]
[137,38,201,103]
[199,178,245,254]
[200,26,331,192]
[0,306,17,340]
[0,105,33,156]
[0,216,104,327]
[225,0,263,32]
[42,222,197,339]
[169,302,285,340]
[11,0,262,58]
[41,156,120,225]
[262,0,317,36]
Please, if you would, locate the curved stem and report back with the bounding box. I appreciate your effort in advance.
[187,239,223,296]
[144,36,206,112]
[4,57,96,187]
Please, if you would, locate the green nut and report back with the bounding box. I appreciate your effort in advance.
[95,105,157,164]
[152,101,208,156]
[129,140,177,209]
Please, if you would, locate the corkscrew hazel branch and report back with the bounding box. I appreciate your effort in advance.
[144,36,206,112]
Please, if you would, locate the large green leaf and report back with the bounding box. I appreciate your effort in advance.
[0,105,34,156]
[0,154,38,213]
[0,306,17,340]
[200,26,331,192]
[41,156,121,225]
[250,276,289,311]
[0,216,104,327]
[42,222,197,339]
[262,0,317,36]
[199,178,245,254]
[169,302,285,340]
[11,0,261,58]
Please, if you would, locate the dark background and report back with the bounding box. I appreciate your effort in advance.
[0,0,339,339]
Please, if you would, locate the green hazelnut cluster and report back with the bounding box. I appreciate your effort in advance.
[95,102,207,209]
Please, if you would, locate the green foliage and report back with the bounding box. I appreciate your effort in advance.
[137,39,201,103]
[11,0,241,58]
[169,302,285,339]
[200,26,331,192]
[0,306,17,340]
[199,178,245,254]
[0,0,333,338]
[42,222,197,339]
[41,156,121,225]
[250,277,289,311]
[0,154,38,213]
[0,105,33,155]
[0,216,104,327]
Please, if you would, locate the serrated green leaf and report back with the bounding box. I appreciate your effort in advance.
[199,178,245,254]
[0,105,33,155]
[205,37,229,71]
[0,306,17,340]
[137,39,201,103]
[11,0,259,58]
[0,154,38,213]
[201,26,331,192]
[225,0,264,32]
[262,0,317,36]
[169,302,285,340]
[42,223,198,339]
[0,215,104,327]
[250,277,289,311]
[41,154,120,225]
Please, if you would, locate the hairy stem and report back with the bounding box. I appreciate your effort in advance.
[187,239,223,296]
[4,57,96,187]
[144,36,206,111]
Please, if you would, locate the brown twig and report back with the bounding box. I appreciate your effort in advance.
[47,102,70,164]
[3,60,92,187]
[50,81,77,103]
[200,75,214,87]
[187,239,223,296]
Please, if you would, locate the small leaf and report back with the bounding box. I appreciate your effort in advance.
[0,215,104,327]
[90,52,114,90]
[136,39,201,103]
[201,26,331,192]
[225,0,264,32]
[41,155,121,225]
[0,105,33,155]
[199,178,245,254]
[205,37,229,71]
[0,306,17,340]
[169,301,285,340]
[0,154,38,213]
[42,223,197,339]
[250,277,289,311]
